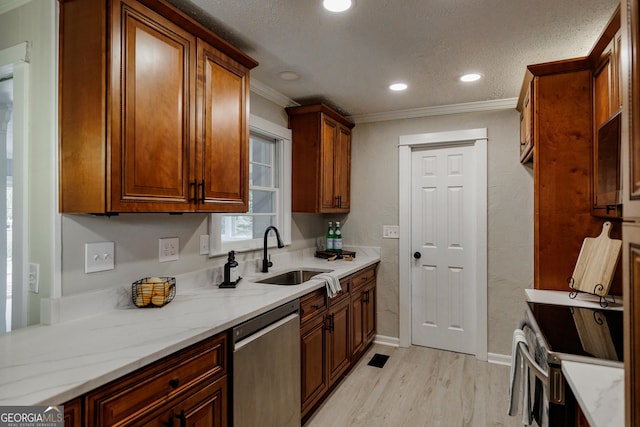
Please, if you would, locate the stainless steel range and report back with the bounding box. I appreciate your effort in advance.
[516,300,623,426]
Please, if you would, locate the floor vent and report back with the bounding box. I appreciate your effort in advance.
[367,353,389,368]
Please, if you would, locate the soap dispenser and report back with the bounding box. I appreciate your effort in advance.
[219,250,241,288]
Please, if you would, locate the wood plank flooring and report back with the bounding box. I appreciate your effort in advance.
[305,344,522,427]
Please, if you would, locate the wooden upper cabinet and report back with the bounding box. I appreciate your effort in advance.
[593,23,623,218]
[286,104,355,213]
[59,0,257,213]
[594,30,623,128]
[196,38,249,212]
[517,76,534,163]
[114,0,195,211]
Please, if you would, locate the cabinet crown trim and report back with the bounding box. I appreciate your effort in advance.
[286,104,355,129]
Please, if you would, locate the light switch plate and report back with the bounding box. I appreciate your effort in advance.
[85,242,115,273]
[383,225,399,239]
[199,235,210,255]
[159,237,179,262]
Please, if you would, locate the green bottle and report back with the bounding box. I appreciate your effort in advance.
[334,221,343,252]
[326,221,335,252]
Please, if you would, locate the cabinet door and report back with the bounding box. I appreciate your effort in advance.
[63,397,82,427]
[623,222,640,427]
[594,46,614,127]
[196,38,249,212]
[335,126,351,210]
[139,376,228,427]
[351,281,376,359]
[327,299,350,386]
[111,0,195,211]
[350,287,365,359]
[171,377,228,427]
[363,282,377,345]
[519,82,533,163]
[320,117,338,211]
[300,314,328,417]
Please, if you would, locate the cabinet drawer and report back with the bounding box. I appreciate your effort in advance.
[87,333,226,427]
[300,289,327,323]
[350,265,377,291]
[328,278,350,307]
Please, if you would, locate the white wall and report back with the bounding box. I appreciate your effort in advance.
[349,109,533,354]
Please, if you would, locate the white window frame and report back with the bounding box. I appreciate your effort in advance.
[208,114,292,256]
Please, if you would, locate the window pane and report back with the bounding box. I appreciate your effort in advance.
[250,163,272,187]
[221,216,253,242]
[251,190,275,214]
[252,215,275,239]
[251,136,272,164]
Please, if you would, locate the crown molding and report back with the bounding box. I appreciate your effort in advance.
[349,97,518,124]
[250,79,300,108]
[0,0,31,15]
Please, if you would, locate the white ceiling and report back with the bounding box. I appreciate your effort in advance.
[167,0,620,119]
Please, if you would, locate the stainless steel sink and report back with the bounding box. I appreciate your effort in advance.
[256,268,333,285]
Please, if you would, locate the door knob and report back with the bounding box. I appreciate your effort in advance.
[413,252,421,259]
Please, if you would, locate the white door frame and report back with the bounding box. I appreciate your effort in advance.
[398,128,488,361]
[0,42,30,330]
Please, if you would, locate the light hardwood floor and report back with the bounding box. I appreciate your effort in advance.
[305,344,522,427]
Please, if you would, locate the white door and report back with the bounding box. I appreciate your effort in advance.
[411,144,477,354]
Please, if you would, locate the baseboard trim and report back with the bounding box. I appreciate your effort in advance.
[488,352,512,366]
[374,335,400,347]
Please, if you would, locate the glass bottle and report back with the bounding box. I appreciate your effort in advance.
[326,221,335,252]
[334,221,343,252]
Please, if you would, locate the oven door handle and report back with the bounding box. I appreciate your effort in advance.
[518,341,548,382]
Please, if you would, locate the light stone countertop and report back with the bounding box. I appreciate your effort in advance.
[562,361,624,427]
[0,247,380,406]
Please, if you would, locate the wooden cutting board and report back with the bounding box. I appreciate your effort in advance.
[570,221,621,296]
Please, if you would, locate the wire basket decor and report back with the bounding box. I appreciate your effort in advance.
[132,277,176,308]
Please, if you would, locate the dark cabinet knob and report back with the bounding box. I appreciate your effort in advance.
[413,252,421,259]
[169,378,180,388]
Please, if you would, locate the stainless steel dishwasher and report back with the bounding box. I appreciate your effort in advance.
[232,300,301,427]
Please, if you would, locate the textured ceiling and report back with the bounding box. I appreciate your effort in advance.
[167,0,620,117]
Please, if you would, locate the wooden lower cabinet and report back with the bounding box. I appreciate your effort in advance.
[300,263,378,421]
[327,298,351,385]
[300,309,329,417]
[63,398,82,427]
[351,280,376,360]
[63,332,228,427]
[149,377,228,427]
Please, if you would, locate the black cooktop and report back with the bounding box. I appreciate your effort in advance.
[527,302,624,362]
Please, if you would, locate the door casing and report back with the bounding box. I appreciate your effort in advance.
[398,128,488,360]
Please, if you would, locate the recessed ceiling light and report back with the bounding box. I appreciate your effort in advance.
[323,0,352,12]
[389,83,408,91]
[460,73,482,82]
[279,71,300,81]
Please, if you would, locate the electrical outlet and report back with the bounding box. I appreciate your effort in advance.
[383,225,399,239]
[199,234,210,255]
[85,242,115,273]
[159,237,179,262]
[28,263,39,293]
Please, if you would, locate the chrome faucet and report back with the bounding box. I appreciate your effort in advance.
[262,225,285,272]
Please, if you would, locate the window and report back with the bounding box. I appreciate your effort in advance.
[209,115,291,255]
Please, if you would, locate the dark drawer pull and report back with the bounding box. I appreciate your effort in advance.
[169,378,180,388]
